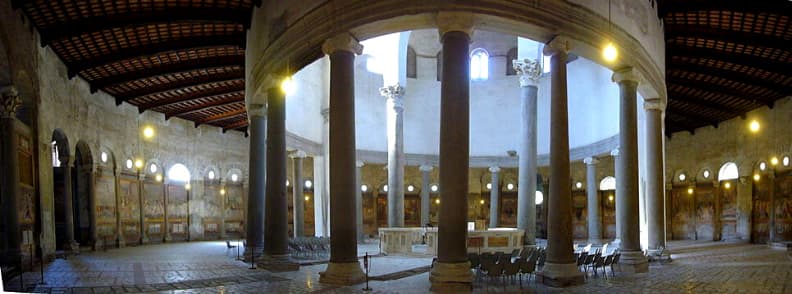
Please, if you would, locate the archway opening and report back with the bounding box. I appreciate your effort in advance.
[51,130,70,250]
[74,141,94,247]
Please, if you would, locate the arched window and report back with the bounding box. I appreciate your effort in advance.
[718,162,739,181]
[599,176,616,191]
[168,164,191,183]
[51,141,61,167]
[406,46,417,78]
[506,47,518,76]
[470,48,489,80]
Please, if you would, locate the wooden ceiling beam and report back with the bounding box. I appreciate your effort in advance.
[68,36,245,77]
[668,61,792,96]
[195,108,247,128]
[665,25,792,52]
[38,8,251,47]
[88,55,244,92]
[137,83,245,113]
[115,76,244,105]
[222,119,249,133]
[667,77,778,108]
[667,46,791,76]
[668,89,743,116]
[660,2,792,17]
[164,92,245,120]
[666,105,722,130]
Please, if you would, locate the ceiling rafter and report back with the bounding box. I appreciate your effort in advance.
[667,89,744,118]
[222,119,250,133]
[666,106,722,129]
[667,77,778,108]
[666,46,791,77]
[664,25,792,52]
[668,62,792,96]
[137,83,245,113]
[195,108,247,128]
[38,9,251,46]
[165,92,245,120]
[660,2,792,17]
[67,36,246,78]
[88,55,245,92]
[115,76,244,105]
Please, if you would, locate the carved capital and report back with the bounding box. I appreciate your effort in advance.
[322,33,363,55]
[584,157,599,165]
[419,165,433,172]
[247,103,267,118]
[1,85,21,118]
[611,148,620,157]
[380,84,405,110]
[644,98,666,112]
[290,150,307,159]
[513,59,542,87]
[437,11,475,39]
[543,35,571,56]
[612,67,642,85]
[488,166,501,173]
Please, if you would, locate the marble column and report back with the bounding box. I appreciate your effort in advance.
[419,165,433,227]
[355,160,364,241]
[261,85,299,271]
[244,103,266,261]
[291,151,306,238]
[645,98,666,254]
[537,36,584,287]
[64,157,80,252]
[318,32,365,285]
[488,166,501,228]
[1,86,21,262]
[613,67,649,273]
[584,157,601,243]
[514,59,541,246]
[381,84,405,228]
[611,148,621,244]
[429,12,474,291]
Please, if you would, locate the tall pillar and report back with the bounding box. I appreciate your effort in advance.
[244,103,266,261]
[612,67,649,273]
[318,32,365,285]
[381,84,405,227]
[64,158,80,252]
[514,59,540,245]
[645,98,666,253]
[611,148,621,244]
[488,166,501,228]
[261,84,299,271]
[355,161,364,241]
[1,86,22,262]
[584,157,601,243]
[419,165,433,227]
[138,172,147,245]
[536,36,584,287]
[291,151,306,238]
[429,12,474,291]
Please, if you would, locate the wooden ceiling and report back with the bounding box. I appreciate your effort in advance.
[659,1,792,135]
[13,0,258,133]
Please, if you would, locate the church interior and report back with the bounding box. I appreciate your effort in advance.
[1,0,791,292]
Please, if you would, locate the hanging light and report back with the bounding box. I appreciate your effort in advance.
[134,159,144,169]
[753,174,760,181]
[687,188,694,195]
[435,198,440,204]
[143,126,155,139]
[749,120,760,133]
[724,182,732,189]
[602,0,618,63]
[281,76,296,95]
[771,157,779,166]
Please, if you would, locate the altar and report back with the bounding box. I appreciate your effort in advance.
[425,227,524,255]
[379,227,434,255]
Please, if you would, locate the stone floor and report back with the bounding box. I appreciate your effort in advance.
[2,240,791,293]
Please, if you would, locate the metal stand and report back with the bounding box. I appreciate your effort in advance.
[249,249,257,269]
[236,239,242,261]
[362,252,372,291]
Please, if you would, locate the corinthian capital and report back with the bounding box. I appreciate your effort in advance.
[379,84,405,99]
[1,86,21,119]
[513,59,542,87]
[644,98,666,112]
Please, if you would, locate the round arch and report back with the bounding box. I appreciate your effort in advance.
[599,176,616,191]
[74,140,95,247]
[718,162,739,182]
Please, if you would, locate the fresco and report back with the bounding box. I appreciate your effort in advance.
[95,174,116,239]
[695,185,715,241]
[720,181,738,239]
[671,187,695,240]
[572,191,587,239]
[775,172,792,242]
[224,185,244,237]
[143,182,164,241]
[167,185,188,240]
[752,180,771,243]
[600,191,616,239]
[119,176,140,245]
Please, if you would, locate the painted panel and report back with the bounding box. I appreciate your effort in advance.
[775,171,792,242]
[405,194,421,227]
[202,183,222,239]
[224,184,244,238]
[572,190,587,240]
[670,187,695,240]
[143,182,165,242]
[695,184,715,241]
[119,176,140,245]
[600,191,616,239]
[94,174,117,240]
[499,192,518,228]
[167,185,189,241]
[752,179,771,244]
[719,180,738,239]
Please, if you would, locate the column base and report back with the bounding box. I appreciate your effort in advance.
[243,246,264,263]
[616,250,649,273]
[536,262,584,287]
[319,261,365,285]
[429,261,472,292]
[64,241,80,254]
[257,254,300,272]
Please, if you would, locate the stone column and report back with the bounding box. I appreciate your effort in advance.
[585,157,601,243]
[381,84,405,228]
[611,148,621,244]
[291,151,306,238]
[514,59,540,245]
[260,84,298,270]
[488,166,501,228]
[1,86,22,262]
[318,32,365,285]
[356,160,365,241]
[612,67,649,273]
[138,172,147,245]
[244,103,266,261]
[429,12,474,291]
[536,36,584,287]
[65,158,80,251]
[645,98,666,253]
[419,165,433,227]
[114,169,124,247]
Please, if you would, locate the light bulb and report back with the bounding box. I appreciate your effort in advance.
[431,185,438,192]
[184,183,191,190]
[155,174,162,182]
[143,126,155,139]
[724,182,732,189]
[575,182,582,189]
[435,199,440,204]
[603,42,618,62]
[535,191,544,205]
[281,76,295,96]
[753,174,760,181]
[480,199,485,204]
[687,188,693,195]
[220,188,226,195]
[608,194,614,202]
[507,183,514,190]
[305,196,310,201]
[749,120,760,133]
[486,183,492,190]
[407,185,415,192]
[134,159,143,169]
[361,185,368,192]
[771,157,779,166]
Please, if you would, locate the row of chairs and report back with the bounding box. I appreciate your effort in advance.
[468,247,546,287]
[288,237,331,259]
[575,249,622,278]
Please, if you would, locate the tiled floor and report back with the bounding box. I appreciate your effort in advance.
[3,240,791,293]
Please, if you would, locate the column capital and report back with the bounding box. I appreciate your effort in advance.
[584,157,599,165]
[488,166,501,173]
[610,148,620,157]
[356,160,365,168]
[543,35,571,56]
[612,67,642,85]
[322,32,363,55]
[513,59,542,88]
[247,103,267,118]
[380,83,405,110]
[419,165,433,172]
[321,107,330,123]
[644,98,666,112]
[437,11,475,39]
[290,150,307,159]
[1,85,22,119]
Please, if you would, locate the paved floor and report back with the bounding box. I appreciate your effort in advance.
[3,240,791,293]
